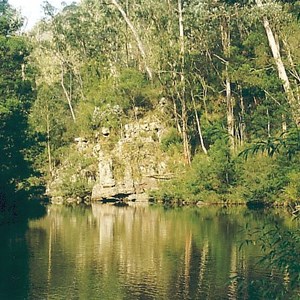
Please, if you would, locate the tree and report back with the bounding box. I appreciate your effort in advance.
[0,0,35,207]
[255,0,300,126]
[0,0,23,35]
[110,0,153,80]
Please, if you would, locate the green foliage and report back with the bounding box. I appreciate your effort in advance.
[240,128,300,160]
[160,128,182,152]
[0,0,23,35]
[155,138,243,205]
[281,170,300,202]
[241,156,286,205]
[243,220,300,299]
[155,131,300,207]
[61,178,92,200]
[22,0,300,212]
[238,129,300,205]
[0,2,35,193]
[118,68,156,114]
[51,149,96,201]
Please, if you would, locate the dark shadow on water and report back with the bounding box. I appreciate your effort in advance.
[0,185,47,299]
[0,220,30,299]
[0,184,47,225]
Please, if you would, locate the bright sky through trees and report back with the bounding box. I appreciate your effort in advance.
[8,0,79,30]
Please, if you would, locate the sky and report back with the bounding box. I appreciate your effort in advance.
[8,0,79,30]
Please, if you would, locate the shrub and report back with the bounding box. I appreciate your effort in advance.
[160,128,183,152]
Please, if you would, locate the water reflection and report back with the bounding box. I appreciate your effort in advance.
[0,222,29,299]
[23,204,297,299]
[0,198,46,300]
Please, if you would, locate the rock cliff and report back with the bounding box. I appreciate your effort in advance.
[48,117,171,204]
[91,120,168,202]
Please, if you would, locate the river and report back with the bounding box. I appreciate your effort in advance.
[0,203,298,299]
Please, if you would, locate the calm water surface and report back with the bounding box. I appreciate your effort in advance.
[0,204,297,299]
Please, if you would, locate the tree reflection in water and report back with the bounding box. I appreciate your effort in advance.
[23,204,298,299]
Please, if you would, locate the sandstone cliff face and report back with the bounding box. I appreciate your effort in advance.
[91,120,168,201]
[48,118,170,204]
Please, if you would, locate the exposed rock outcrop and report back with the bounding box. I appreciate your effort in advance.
[91,119,168,202]
[47,116,171,204]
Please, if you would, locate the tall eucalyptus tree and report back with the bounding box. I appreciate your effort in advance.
[255,0,300,126]
[111,0,153,79]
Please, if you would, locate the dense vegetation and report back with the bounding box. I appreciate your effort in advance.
[0,0,45,223]
[2,0,300,210]
[28,0,300,206]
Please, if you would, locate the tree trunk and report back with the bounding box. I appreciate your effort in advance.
[225,63,235,149]
[21,63,26,81]
[178,0,191,164]
[173,97,182,134]
[238,85,246,146]
[255,0,300,125]
[111,0,152,80]
[191,91,207,154]
[282,37,300,107]
[267,108,271,137]
[221,19,235,150]
[199,76,209,121]
[46,110,53,175]
[61,65,76,122]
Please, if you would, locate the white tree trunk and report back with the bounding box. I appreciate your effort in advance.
[238,87,246,145]
[178,0,191,165]
[192,91,207,154]
[178,0,184,58]
[225,63,234,149]
[256,0,300,125]
[61,66,76,122]
[111,0,152,80]
[221,20,235,150]
[46,108,53,175]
